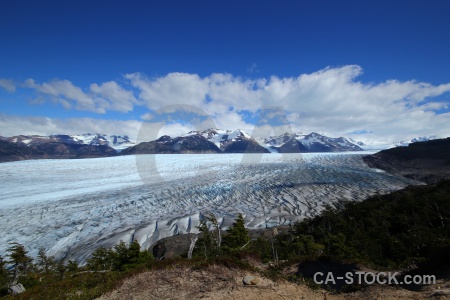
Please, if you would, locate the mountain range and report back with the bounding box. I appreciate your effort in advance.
[0,129,438,162]
[120,129,364,155]
[393,136,438,147]
[0,133,135,163]
[0,139,117,163]
[0,133,135,151]
[257,131,363,153]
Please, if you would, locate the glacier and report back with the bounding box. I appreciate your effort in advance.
[0,153,419,264]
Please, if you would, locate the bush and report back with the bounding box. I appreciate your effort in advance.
[87,240,154,272]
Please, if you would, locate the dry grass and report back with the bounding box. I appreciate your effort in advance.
[96,263,447,300]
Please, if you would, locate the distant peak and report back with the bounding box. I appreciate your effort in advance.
[308,132,322,136]
[157,135,172,142]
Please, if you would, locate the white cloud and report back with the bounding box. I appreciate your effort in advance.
[211,111,253,132]
[24,79,139,114]
[7,65,450,143]
[0,114,142,140]
[0,79,16,92]
[90,81,139,113]
[127,66,450,142]
[24,79,102,113]
[125,72,209,110]
[0,114,202,142]
[140,112,154,121]
[158,122,197,138]
[207,73,264,113]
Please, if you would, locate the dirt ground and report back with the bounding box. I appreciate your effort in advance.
[97,264,450,300]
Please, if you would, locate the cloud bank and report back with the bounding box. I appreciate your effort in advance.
[2,65,450,143]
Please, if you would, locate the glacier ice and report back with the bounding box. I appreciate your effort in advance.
[0,153,420,264]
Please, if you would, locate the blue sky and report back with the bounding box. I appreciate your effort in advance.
[1,0,450,143]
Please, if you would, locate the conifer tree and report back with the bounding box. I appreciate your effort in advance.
[193,213,225,258]
[6,242,33,285]
[113,241,130,270]
[195,219,214,258]
[36,248,56,273]
[223,214,250,250]
[87,246,114,271]
[0,256,8,291]
[67,260,79,272]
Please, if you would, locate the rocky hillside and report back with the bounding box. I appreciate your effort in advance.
[0,139,117,163]
[0,140,43,162]
[363,137,450,183]
[97,263,447,300]
[120,134,222,155]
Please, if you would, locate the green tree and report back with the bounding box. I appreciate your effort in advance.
[195,219,215,259]
[36,248,56,273]
[87,241,153,271]
[0,256,8,293]
[223,214,250,250]
[6,242,33,285]
[128,240,141,265]
[206,213,222,251]
[134,249,154,267]
[56,260,66,279]
[193,213,224,259]
[67,260,78,273]
[248,236,272,262]
[119,240,153,270]
[112,241,130,271]
[87,246,114,271]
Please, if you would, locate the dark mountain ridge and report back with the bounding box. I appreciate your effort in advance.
[0,140,117,163]
[363,137,450,183]
[120,135,222,155]
[1,133,134,150]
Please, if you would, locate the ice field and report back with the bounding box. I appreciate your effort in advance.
[0,153,420,263]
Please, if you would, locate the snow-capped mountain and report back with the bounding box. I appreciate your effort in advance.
[1,133,135,151]
[346,137,366,147]
[2,131,440,158]
[393,136,437,147]
[121,129,269,155]
[257,132,364,153]
[121,129,364,155]
[356,136,439,151]
[120,134,222,155]
[71,133,136,150]
[0,138,117,163]
[184,129,269,153]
